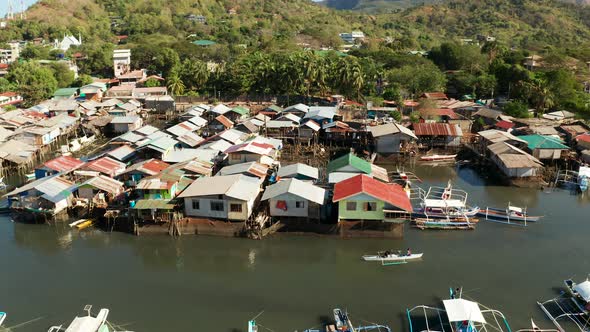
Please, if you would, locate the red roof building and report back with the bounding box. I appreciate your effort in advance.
[333,174,412,212]
[413,123,462,137]
[495,120,515,131]
[85,157,127,177]
[43,156,85,172]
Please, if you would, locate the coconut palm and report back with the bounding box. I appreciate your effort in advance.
[167,72,185,96]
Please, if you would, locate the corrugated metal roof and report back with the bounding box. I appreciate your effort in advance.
[201,139,232,152]
[177,132,204,147]
[246,136,282,150]
[179,174,262,201]
[369,123,417,139]
[275,113,301,123]
[85,157,126,176]
[332,174,412,212]
[488,142,543,168]
[301,120,321,131]
[277,163,319,180]
[166,121,199,137]
[147,136,179,153]
[35,177,76,202]
[262,178,325,204]
[107,145,136,161]
[177,160,213,176]
[303,107,336,120]
[230,106,250,116]
[83,175,124,194]
[42,156,85,172]
[135,125,160,136]
[218,162,268,179]
[413,123,462,137]
[266,120,297,129]
[478,129,527,144]
[327,153,372,175]
[136,177,174,190]
[219,129,246,144]
[519,134,569,150]
[224,141,274,156]
[132,199,175,210]
[188,116,207,127]
[214,115,234,128]
[162,148,217,163]
[117,131,144,143]
[211,104,231,115]
[110,116,140,124]
[283,103,309,114]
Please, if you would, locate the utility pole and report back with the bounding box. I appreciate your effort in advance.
[7,0,14,20]
[20,0,26,19]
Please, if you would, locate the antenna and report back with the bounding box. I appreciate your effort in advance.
[7,0,14,20]
[20,0,26,19]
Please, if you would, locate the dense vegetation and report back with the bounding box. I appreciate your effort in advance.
[0,0,589,116]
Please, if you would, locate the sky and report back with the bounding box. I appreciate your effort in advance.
[0,0,37,18]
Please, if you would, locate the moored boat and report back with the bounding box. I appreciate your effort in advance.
[334,308,354,332]
[75,219,94,230]
[565,278,590,314]
[362,250,423,262]
[479,204,542,225]
[420,154,457,162]
[407,287,512,332]
[47,305,131,332]
[302,308,391,332]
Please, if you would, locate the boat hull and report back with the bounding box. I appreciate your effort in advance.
[363,253,423,262]
[420,154,457,161]
[478,208,541,222]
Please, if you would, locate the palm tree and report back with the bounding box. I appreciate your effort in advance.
[167,72,185,96]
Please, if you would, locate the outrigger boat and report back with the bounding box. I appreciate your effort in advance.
[69,219,94,230]
[515,319,558,331]
[411,181,479,230]
[407,287,512,332]
[420,154,457,162]
[47,305,132,332]
[538,278,590,332]
[389,168,422,186]
[565,278,590,314]
[303,308,391,332]
[478,203,542,226]
[555,166,590,193]
[362,250,423,265]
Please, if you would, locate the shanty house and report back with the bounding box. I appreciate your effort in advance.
[262,178,326,219]
[327,153,389,183]
[35,155,85,179]
[369,123,417,154]
[135,170,191,200]
[207,115,234,134]
[576,134,590,150]
[179,174,263,221]
[224,141,277,166]
[77,175,124,206]
[84,157,127,177]
[282,104,309,118]
[519,134,569,160]
[6,175,76,214]
[117,158,170,187]
[224,106,250,122]
[217,162,269,180]
[277,163,319,182]
[488,142,543,178]
[110,116,143,133]
[412,123,463,148]
[332,174,412,222]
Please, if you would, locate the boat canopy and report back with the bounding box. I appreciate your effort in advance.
[442,299,487,324]
[508,205,523,213]
[424,198,465,208]
[573,280,590,302]
[64,309,108,332]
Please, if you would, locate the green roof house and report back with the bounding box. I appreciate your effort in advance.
[53,88,79,100]
[327,153,389,183]
[519,134,570,160]
[225,106,250,122]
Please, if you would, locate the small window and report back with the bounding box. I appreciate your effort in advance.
[230,203,243,213]
[346,202,357,211]
[363,202,377,211]
[210,201,224,211]
[295,201,305,208]
[192,200,200,210]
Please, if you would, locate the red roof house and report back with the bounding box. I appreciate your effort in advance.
[333,174,412,221]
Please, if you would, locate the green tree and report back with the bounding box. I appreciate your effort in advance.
[503,101,531,118]
[0,78,15,93]
[180,58,209,92]
[50,62,75,88]
[167,71,185,96]
[144,78,161,87]
[387,63,446,97]
[72,74,94,87]
[6,61,58,107]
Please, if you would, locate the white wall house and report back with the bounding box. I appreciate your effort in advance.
[262,178,325,219]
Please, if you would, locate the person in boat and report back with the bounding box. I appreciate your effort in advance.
[406,248,411,256]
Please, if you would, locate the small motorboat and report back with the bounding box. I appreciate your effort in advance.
[420,154,457,162]
[47,305,111,332]
[362,250,423,262]
[71,219,94,230]
[333,308,354,332]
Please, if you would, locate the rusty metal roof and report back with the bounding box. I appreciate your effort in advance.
[83,175,124,194]
[42,156,85,172]
[413,123,462,137]
[85,157,126,176]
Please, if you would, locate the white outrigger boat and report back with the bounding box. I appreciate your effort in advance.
[555,166,590,193]
[420,154,457,162]
[303,308,391,332]
[47,305,132,332]
[362,250,423,265]
[412,181,479,230]
[407,287,512,332]
[478,203,542,227]
[538,278,590,332]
